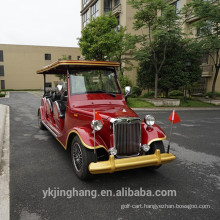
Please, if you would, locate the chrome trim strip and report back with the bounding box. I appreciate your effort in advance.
[54,101,64,118]
[42,121,57,138]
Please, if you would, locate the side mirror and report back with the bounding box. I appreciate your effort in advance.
[57,85,63,92]
[125,86,131,97]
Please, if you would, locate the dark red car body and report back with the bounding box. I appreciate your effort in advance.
[37,60,175,179]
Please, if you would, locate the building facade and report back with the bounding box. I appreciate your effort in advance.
[80,0,220,93]
[0,44,81,90]
[181,0,220,93]
[80,0,143,84]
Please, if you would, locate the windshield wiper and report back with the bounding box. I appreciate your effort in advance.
[87,90,117,97]
[106,92,116,97]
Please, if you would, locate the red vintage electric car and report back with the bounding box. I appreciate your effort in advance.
[37,60,175,180]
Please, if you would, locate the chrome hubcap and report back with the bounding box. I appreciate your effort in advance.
[72,143,83,172]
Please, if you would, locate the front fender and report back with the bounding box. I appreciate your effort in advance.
[57,127,108,152]
[141,122,166,146]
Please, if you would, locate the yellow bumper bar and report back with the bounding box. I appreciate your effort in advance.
[89,149,176,174]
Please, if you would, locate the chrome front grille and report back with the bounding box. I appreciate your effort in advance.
[112,118,141,156]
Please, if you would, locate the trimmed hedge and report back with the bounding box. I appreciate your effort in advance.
[143,91,155,98]
[131,86,142,97]
[168,90,184,97]
[205,91,220,98]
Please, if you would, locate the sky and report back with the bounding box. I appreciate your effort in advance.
[0,0,81,47]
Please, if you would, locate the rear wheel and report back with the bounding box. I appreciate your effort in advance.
[38,111,46,130]
[148,141,165,169]
[71,136,95,180]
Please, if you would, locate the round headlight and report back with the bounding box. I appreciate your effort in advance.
[109,147,117,155]
[144,115,155,126]
[91,120,103,131]
[142,144,150,152]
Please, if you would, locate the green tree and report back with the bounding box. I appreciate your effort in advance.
[182,0,220,98]
[128,0,182,98]
[159,39,202,97]
[137,39,202,97]
[78,13,136,74]
[56,55,69,81]
[111,32,137,75]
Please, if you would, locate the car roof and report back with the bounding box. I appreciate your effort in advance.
[37,60,120,75]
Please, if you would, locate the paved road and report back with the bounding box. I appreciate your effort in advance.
[0,92,220,220]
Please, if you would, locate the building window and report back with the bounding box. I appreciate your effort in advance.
[104,0,112,14]
[116,15,120,26]
[171,0,181,13]
[68,55,72,60]
[45,54,51,60]
[114,0,120,7]
[0,65,4,76]
[83,0,89,8]
[45,82,52,88]
[202,54,209,64]
[114,16,120,31]
[83,10,90,27]
[91,1,99,19]
[1,80,5,90]
[0,51,3,62]
[196,21,212,36]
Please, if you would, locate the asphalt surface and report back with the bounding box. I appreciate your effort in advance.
[0,92,220,220]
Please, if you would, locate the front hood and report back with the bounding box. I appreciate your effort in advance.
[73,104,138,120]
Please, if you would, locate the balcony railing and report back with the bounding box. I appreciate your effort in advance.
[112,3,121,15]
[201,64,213,77]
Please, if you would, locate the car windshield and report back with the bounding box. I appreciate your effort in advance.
[70,69,121,95]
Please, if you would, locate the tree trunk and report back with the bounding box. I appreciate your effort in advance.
[165,89,169,98]
[154,71,158,99]
[211,66,219,99]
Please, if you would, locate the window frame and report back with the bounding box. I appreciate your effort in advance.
[0,50,3,62]
[104,0,112,14]
[1,80,5,90]
[45,54,51,60]
[83,10,90,27]
[0,65,4,76]
[91,1,99,19]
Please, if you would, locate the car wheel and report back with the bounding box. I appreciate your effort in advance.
[38,112,46,130]
[71,136,95,180]
[148,141,165,169]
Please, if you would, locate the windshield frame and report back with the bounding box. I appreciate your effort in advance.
[69,67,122,96]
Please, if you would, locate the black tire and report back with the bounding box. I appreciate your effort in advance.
[38,112,46,130]
[71,136,96,180]
[148,141,165,169]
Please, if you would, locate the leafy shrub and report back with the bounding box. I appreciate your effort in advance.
[205,91,220,98]
[143,91,155,98]
[0,91,5,97]
[118,74,132,89]
[168,90,183,97]
[131,86,142,97]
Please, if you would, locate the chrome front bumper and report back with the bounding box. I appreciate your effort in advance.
[89,149,176,174]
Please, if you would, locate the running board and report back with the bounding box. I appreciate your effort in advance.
[42,121,58,138]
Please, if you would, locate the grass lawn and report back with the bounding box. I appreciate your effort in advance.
[127,97,217,108]
[179,99,215,107]
[127,98,154,108]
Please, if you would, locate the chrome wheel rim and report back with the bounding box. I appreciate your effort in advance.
[72,143,83,172]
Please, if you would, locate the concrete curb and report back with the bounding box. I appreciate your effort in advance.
[132,107,220,111]
[0,105,7,160]
[0,104,10,220]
